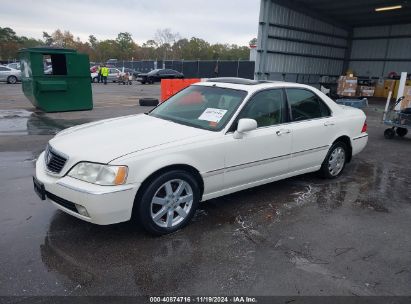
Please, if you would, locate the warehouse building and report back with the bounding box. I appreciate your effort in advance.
[255,0,411,97]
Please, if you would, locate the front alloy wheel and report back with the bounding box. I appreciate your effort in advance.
[151,179,193,228]
[135,170,200,235]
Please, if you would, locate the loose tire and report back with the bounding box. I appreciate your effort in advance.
[384,128,395,139]
[135,170,200,235]
[396,127,408,137]
[139,98,159,107]
[7,76,17,84]
[319,142,347,179]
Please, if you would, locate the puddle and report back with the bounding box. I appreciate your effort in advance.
[0,110,92,135]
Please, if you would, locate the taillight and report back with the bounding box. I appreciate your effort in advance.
[361,121,367,133]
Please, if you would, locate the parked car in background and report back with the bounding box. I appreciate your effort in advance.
[91,68,121,83]
[0,65,21,84]
[137,69,184,84]
[106,59,118,65]
[33,78,368,235]
[7,62,21,70]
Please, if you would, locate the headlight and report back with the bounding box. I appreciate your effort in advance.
[68,162,128,186]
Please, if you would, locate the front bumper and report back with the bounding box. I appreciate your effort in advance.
[35,152,140,225]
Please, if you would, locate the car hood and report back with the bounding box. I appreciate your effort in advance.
[49,114,210,164]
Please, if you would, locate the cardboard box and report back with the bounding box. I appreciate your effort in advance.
[383,79,396,98]
[400,86,411,109]
[358,85,375,97]
[337,76,357,97]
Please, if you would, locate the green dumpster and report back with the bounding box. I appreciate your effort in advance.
[18,47,93,112]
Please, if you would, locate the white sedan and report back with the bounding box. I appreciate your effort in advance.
[0,65,21,84]
[34,78,368,235]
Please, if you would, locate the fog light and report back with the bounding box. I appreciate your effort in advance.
[76,204,89,217]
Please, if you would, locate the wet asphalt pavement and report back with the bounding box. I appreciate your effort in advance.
[0,82,410,296]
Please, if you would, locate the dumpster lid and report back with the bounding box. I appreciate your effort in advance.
[18,47,77,54]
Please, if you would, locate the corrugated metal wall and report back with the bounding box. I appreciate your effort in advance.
[256,0,349,81]
[349,24,411,77]
[257,0,411,80]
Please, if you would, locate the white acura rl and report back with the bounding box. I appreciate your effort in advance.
[34,78,368,235]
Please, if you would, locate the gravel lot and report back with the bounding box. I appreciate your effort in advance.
[0,82,410,296]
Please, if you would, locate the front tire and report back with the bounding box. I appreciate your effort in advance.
[319,142,347,179]
[135,170,200,235]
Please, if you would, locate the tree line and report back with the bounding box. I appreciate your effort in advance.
[0,27,254,62]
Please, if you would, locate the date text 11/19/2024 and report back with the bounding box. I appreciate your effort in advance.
[149,296,258,303]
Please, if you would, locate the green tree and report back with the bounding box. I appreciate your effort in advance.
[42,32,53,46]
[116,32,135,59]
[88,35,98,49]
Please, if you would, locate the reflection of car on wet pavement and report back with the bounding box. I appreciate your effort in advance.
[33,77,368,235]
[0,65,21,84]
[40,212,198,294]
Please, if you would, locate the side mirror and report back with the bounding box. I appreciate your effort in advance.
[233,118,257,139]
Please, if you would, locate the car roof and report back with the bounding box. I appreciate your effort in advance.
[196,77,304,92]
[195,77,343,114]
[206,77,271,85]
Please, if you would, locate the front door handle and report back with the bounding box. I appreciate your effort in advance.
[324,121,335,126]
[276,129,291,136]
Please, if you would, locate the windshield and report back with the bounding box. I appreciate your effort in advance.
[149,85,247,131]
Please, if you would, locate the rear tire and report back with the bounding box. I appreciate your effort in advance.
[134,170,200,235]
[7,76,17,84]
[396,127,408,137]
[384,128,395,139]
[319,142,347,179]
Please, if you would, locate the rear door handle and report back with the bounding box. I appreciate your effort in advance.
[324,121,335,126]
[276,129,291,136]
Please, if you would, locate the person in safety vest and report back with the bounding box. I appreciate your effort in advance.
[101,65,109,85]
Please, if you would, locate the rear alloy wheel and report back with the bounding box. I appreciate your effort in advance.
[396,127,408,137]
[384,128,395,139]
[319,142,347,179]
[136,170,200,235]
[7,76,17,84]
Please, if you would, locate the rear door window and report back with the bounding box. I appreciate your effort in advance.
[286,88,331,121]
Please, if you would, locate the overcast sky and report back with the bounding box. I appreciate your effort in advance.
[1,0,260,46]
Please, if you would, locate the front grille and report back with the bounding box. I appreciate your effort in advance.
[46,191,78,213]
[45,145,67,174]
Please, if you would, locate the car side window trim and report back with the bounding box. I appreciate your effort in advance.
[284,87,333,122]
